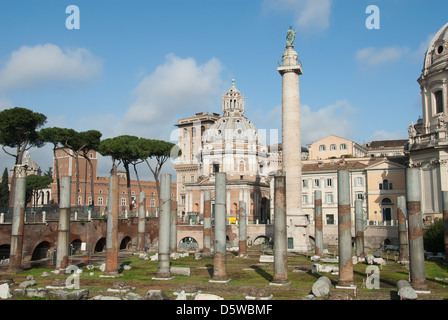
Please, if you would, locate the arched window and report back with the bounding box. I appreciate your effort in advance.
[183,128,188,139]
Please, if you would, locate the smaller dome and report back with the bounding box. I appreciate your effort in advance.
[423,22,448,72]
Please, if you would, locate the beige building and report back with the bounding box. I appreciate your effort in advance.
[364,140,407,158]
[308,135,367,160]
[301,157,407,226]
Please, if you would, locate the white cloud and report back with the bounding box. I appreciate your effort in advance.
[356,46,409,67]
[368,129,407,142]
[301,100,356,144]
[122,53,224,139]
[262,0,332,32]
[254,100,356,146]
[0,43,102,90]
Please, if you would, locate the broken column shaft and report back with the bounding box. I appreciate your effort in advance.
[238,201,247,257]
[7,165,27,273]
[170,199,177,253]
[157,174,172,278]
[354,199,365,258]
[105,173,119,275]
[212,172,228,280]
[137,191,146,251]
[337,169,354,286]
[406,167,427,290]
[314,190,323,257]
[271,172,288,284]
[397,196,409,262]
[203,191,212,253]
[56,176,71,269]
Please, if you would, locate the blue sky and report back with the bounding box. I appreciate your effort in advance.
[0,0,447,179]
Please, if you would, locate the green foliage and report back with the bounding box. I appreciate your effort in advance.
[0,168,9,207]
[25,174,53,205]
[0,107,47,150]
[423,219,445,253]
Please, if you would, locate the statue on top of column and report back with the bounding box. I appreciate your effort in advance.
[286,26,297,47]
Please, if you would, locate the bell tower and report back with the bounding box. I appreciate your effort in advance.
[222,77,245,117]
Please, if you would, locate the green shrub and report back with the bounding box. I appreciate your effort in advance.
[423,220,444,253]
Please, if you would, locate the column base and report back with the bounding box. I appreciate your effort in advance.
[209,278,231,284]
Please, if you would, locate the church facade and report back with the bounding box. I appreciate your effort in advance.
[174,79,278,226]
[406,22,448,222]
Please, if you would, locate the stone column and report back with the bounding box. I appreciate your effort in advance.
[271,172,288,285]
[337,170,354,287]
[277,37,309,252]
[211,172,228,281]
[105,174,119,276]
[157,174,171,278]
[406,168,427,290]
[397,196,409,262]
[170,200,178,253]
[314,190,323,257]
[137,191,146,252]
[238,201,247,257]
[354,199,365,258]
[442,191,448,264]
[203,191,212,254]
[7,165,27,273]
[56,176,71,269]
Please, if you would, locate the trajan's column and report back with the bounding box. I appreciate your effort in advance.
[277,27,310,251]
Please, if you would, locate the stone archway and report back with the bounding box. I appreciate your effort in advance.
[120,236,132,250]
[0,244,10,260]
[31,241,52,260]
[178,237,199,250]
[70,239,82,255]
[94,238,106,253]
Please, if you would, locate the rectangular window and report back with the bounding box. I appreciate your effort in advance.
[181,196,185,205]
[302,194,308,204]
[435,90,444,114]
[326,214,335,225]
[356,193,364,200]
[326,178,333,187]
[340,144,347,150]
[313,179,320,187]
[330,144,337,151]
[213,164,220,173]
[190,175,195,182]
[319,145,326,151]
[98,197,103,206]
[355,177,364,186]
[302,179,308,188]
[325,193,334,204]
[287,237,294,249]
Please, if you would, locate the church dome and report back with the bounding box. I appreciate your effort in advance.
[204,115,258,143]
[422,22,448,74]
